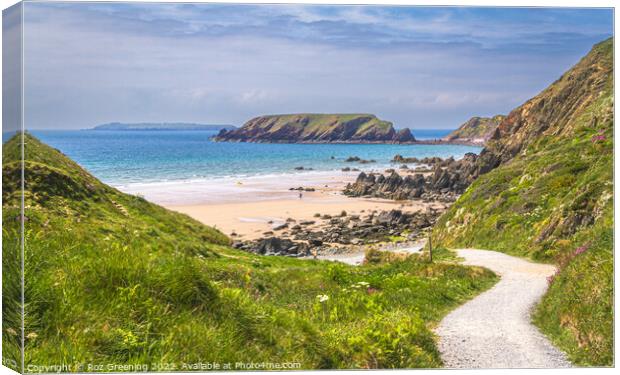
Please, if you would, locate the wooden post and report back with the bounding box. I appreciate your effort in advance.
[428,234,433,263]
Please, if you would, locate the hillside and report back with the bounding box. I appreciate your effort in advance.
[2,133,496,370]
[212,113,415,143]
[433,38,613,365]
[442,115,505,145]
[93,122,235,131]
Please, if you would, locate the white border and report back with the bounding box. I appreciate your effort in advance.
[0,1,617,375]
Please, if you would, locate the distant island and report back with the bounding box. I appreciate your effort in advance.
[442,115,505,146]
[92,122,236,131]
[212,113,416,143]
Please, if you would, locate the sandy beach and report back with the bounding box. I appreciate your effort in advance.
[168,185,441,239]
[119,167,444,240]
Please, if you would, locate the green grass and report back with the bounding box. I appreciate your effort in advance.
[433,38,613,366]
[2,134,498,371]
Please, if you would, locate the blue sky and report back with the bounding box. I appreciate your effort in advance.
[17,2,613,129]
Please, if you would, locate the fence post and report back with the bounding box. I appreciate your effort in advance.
[428,234,433,263]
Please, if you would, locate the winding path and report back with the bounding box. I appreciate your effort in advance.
[435,249,571,368]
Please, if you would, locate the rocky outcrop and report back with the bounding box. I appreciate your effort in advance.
[344,153,479,202]
[234,237,310,257]
[442,115,505,145]
[392,155,454,166]
[232,208,443,257]
[212,113,416,143]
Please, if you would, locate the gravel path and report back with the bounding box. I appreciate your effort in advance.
[435,248,571,368]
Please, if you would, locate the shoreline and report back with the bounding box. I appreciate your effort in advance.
[210,138,484,147]
[120,169,362,205]
[117,167,450,242]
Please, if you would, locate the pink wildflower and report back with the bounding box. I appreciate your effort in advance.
[573,245,588,256]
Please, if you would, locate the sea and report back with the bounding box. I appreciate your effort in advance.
[23,129,481,205]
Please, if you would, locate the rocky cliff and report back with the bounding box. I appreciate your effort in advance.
[443,115,505,145]
[212,113,416,143]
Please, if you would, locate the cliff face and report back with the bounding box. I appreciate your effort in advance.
[434,38,613,365]
[478,39,613,170]
[212,113,416,143]
[443,115,505,145]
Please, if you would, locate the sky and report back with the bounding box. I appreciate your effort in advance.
[9,2,614,129]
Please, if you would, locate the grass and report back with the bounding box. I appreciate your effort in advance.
[432,38,613,366]
[2,133,498,371]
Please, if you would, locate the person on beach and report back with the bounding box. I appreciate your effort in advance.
[299,192,303,199]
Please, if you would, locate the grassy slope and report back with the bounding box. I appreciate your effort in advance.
[433,39,613,365]
[2,132,23,371]
[2,134,497,371]
[249,114,393,138]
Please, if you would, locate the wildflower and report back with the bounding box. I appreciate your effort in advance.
[367,287,379,295]
[6,328,17,336]
[547,269,560,286]
[573,245,588,256]
[591,134,606,143]
[316,294,329,303]
[26,332,38,340]
[356,281,370,287]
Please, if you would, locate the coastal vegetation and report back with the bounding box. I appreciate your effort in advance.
[432,38,613,365]
[2,133,497,371]
[212,113,416,143]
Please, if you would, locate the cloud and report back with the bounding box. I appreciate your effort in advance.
[20,2,613,129]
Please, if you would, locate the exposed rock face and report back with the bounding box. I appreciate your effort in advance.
[393,128,416,142]
[212,113,416,143]
[442,115,505,145]
[344,153,479,201]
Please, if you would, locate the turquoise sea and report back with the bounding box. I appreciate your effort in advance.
[25,129,481,204]
[30,130,477,182]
